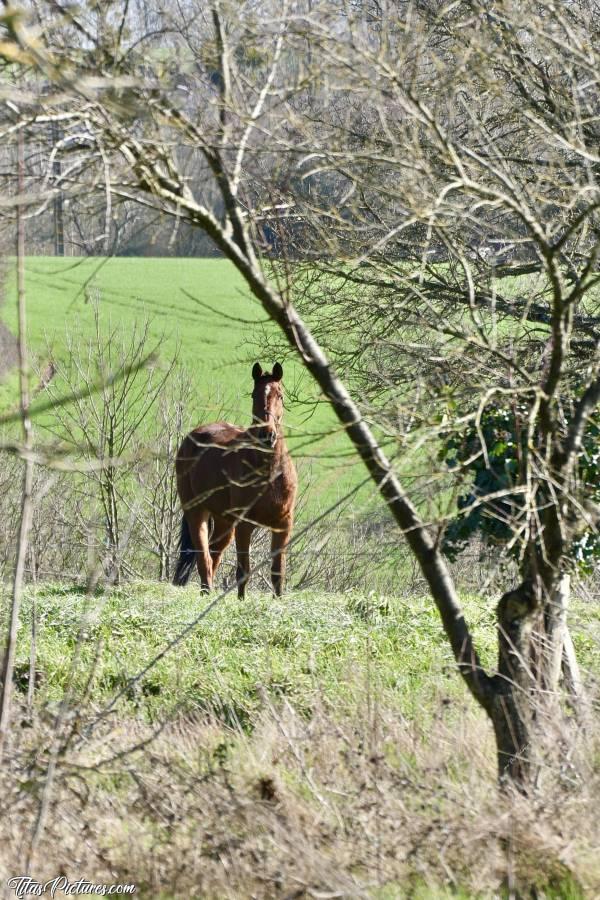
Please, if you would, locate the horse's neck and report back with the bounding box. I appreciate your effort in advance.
[271,429,287,469]
[245,426,288,471]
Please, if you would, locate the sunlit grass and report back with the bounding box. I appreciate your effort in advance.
[0,256,367,516]
[10,581,600,723]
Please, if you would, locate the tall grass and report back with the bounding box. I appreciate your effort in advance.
[0,583,598,898]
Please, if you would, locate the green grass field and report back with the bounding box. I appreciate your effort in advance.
[3,582,597,898]
[0,256,375,519]
[1,258,598,897]
[12,581,600,723]
[12,583,496,722]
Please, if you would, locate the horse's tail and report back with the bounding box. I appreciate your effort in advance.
[173,516,195,586]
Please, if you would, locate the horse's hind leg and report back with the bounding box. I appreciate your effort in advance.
[189,508,212,592]
[271,522,292,597]
[235,521,255,600]
[210,515,234,586]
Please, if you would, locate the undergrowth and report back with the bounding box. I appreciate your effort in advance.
[0,583,598,898]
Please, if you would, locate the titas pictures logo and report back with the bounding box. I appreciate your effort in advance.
[6,877,136,898]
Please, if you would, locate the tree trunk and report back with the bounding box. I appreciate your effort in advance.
[546,573,571,694]
[489,690,533,787]
[490,576,584,788]
[544,575,583,708]
[102,469,120,585]
[490,582,540,786]
[562,627,583,706]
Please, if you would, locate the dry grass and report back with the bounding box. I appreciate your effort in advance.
[0,584,597,898]
[1,688,598,899]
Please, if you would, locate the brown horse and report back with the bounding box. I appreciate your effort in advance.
[173,362,297,598]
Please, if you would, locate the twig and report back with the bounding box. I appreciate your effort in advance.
[0,125,35,759]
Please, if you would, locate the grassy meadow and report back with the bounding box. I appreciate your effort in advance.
[0,256,371,519]
[1,581,599,898]
[0,257,599,897]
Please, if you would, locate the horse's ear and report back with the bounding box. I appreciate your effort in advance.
[272,362,283,381]
[252,362,263,380]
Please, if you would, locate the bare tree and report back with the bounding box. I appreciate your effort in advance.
[2,0,600,787]
[42,306,175,581]
[0,128,34,756]
[135,366,193,581]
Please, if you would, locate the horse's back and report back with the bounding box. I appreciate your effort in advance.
[176,421,244,516]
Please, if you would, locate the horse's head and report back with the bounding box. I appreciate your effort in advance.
[251,362,284,448]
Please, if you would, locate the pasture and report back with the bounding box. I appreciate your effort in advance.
[0,257,599,898]
[0,257,369,518]
[1,1,600,895]
[2,581,599,897]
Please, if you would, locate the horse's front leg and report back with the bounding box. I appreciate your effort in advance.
[271,523,292,597]
[185,508,213,592]
[235,521,255,600]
